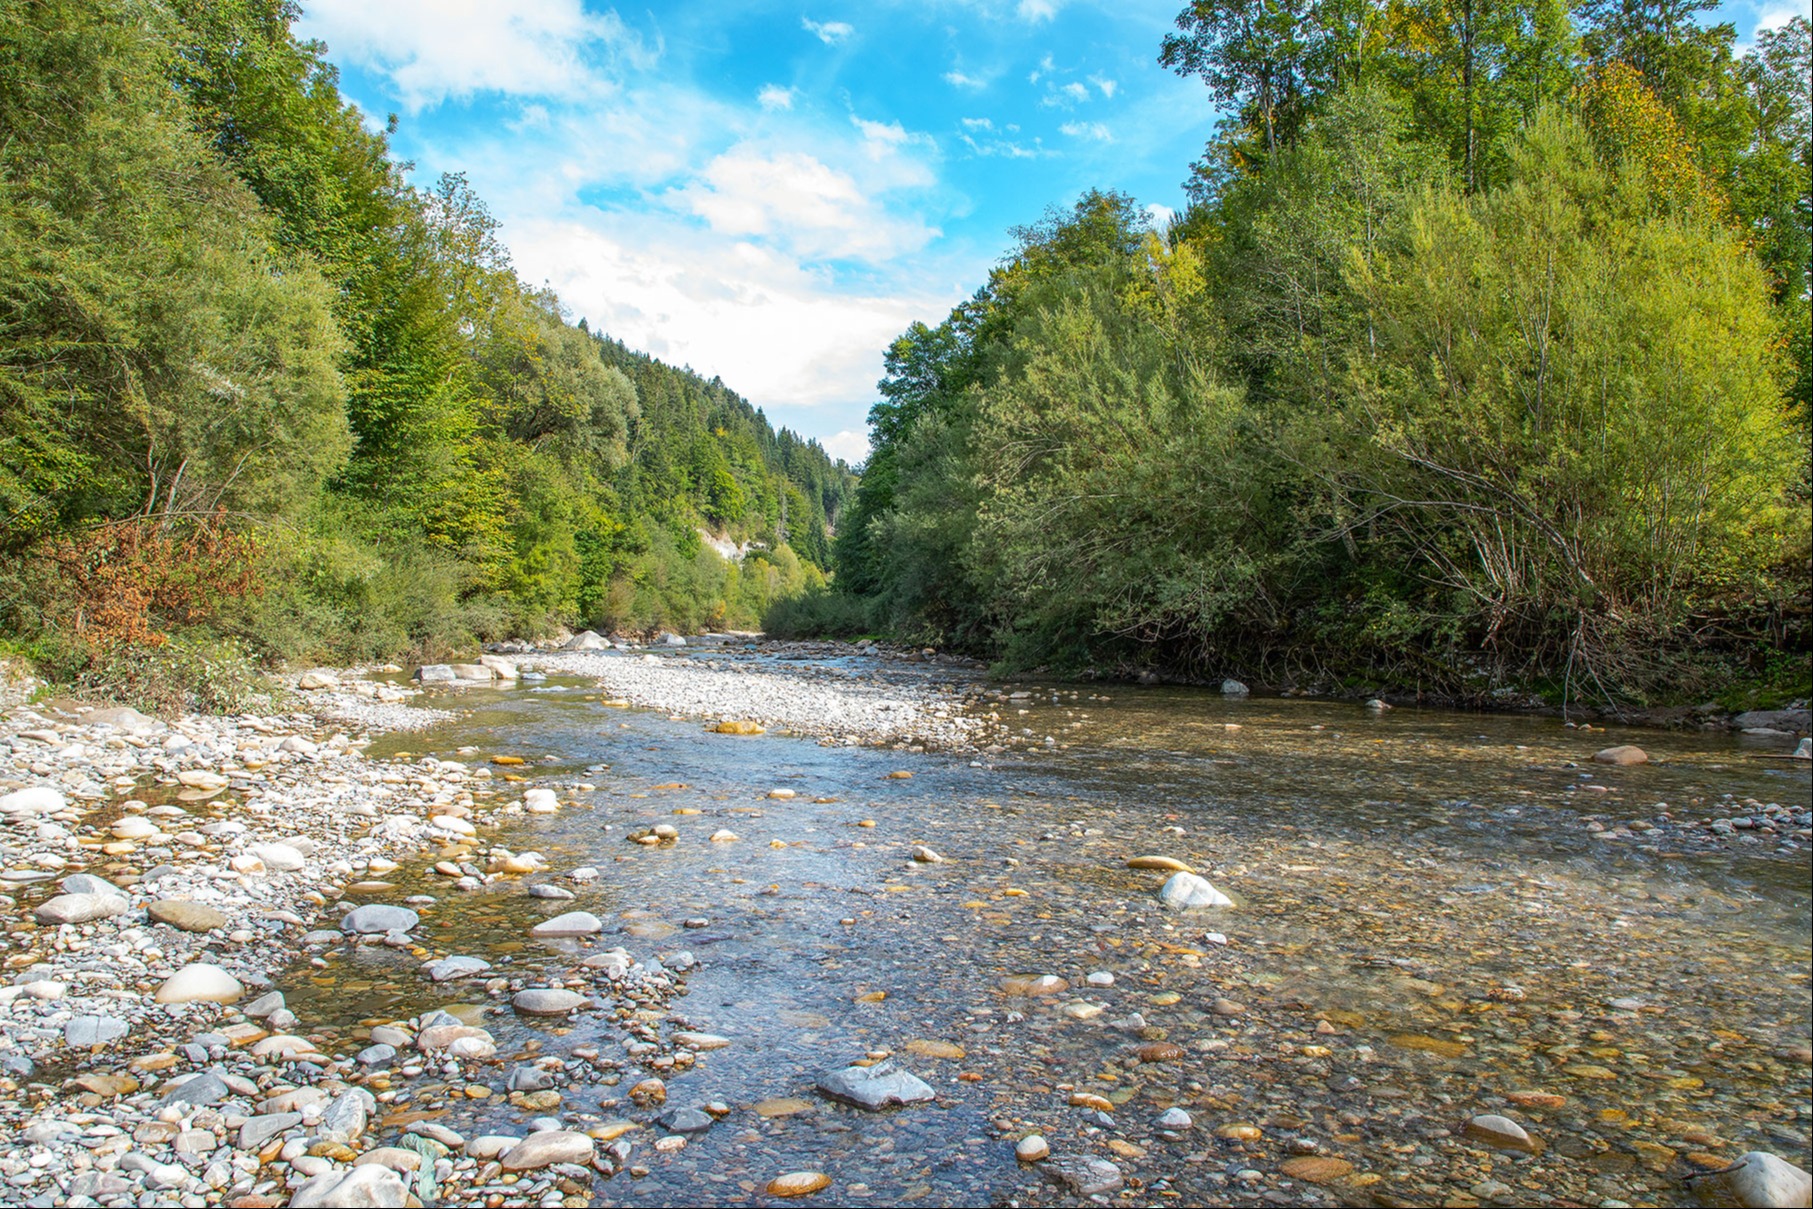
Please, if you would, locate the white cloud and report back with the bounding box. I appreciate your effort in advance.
[803,17,855,44]
[510,213,962,419]
[960,116,995,131]
[1028,53,1054,84]
[851,114,938,162]
[1060,121,1112,141]
[959,132,1048,159]
[667,147,937,262]
[852,115,910,145]
[1090,74,1118,98]
[944,70,987,89]
[758,84,795,111]
[1755,2,1808,31]
[823,429,871,465]
[1144,202,1176,229]
[1018,0,1059,20]
[298,0,649,110]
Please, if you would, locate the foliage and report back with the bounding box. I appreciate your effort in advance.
[820,14,1810,705]
[0,0,855,694]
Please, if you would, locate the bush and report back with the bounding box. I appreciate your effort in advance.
[763,589,876,639]
[73,633,280,715]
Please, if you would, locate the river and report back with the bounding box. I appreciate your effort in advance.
[276,647,1811,1207]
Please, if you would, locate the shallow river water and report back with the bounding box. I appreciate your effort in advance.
[279,655,1811,1208]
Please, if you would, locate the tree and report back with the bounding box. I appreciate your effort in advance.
[1340,110,1804,683]
[1162,0,1319,156]
[0,0,348,547]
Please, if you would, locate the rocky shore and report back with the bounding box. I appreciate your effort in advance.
[0,647,1807,1209]
[0,675,674,1207]
[537,646,1004,752]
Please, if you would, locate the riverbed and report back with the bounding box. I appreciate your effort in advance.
[2,643,1808,1208]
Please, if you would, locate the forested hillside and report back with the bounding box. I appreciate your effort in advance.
[0,0,852,703]
[800,2,1811,709]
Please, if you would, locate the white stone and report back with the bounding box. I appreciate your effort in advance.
[512,988,587,1016]
[500,1130,595,1170]
[35,892,129,925]
[154,962,244,1004]
[1157,872,1233,910]
[251,843,306,871]
[0,787,65,815]
[531,910,603,936]
[1699,1152,1813,1209]
[291,1164,407,1208]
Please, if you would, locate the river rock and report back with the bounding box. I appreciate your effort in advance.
[423,955,491,981]
[87,705,157,730]
[291,1164,407,1208]
[341,904,418,934]
[1698,1152,1813,1209]
[500,1130,595,1170]
[1043,1156,1123,1196]
[319,1089,372,1142]
[160,1070,231,1107]
[60,873,123,896]
[1126,855,1193,872]
[414,664,456,683]
[1157,871,1233,910]
[177,769,228,790]
[110,816,159,839]
[239,1112,302,1149]
[65,1015,129,1048]
[912,845,944,863]
[296,671,339,690]
[513,988,587,1015]
[416,1024,496,1056]
[767,1172,832,1197]
[562,631,608,651]
[35,892,128,925]
[149,899,228,932]
[658,1106,714,1133]
[478,655,520,679]
[1464,1114,1536,1151]
[154,963,243,1004]
[816,1061,936,1110]
[531,910,603,935]
[250,842,306,871]
[1592,745,1648,765]
[1016,1135,1050,1161]
[0,786,65,815]
[1733,708,1811,734]
[1221,679,1249,696]
[673,1031,730,1050]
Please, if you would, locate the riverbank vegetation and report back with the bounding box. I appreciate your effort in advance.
[808,3,1811,710]
[0,0,853,700]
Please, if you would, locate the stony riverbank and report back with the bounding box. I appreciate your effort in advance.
[0,651,1808,1209]
[0,675,641,1206]
[536,647,1005,752]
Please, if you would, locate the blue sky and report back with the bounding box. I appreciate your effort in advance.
[298,0,1808,464]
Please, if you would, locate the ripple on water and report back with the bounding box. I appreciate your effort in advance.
[274,665,1808,1207]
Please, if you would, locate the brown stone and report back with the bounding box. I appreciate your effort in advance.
[148,899,228,932]
[1388,1033,1469,1059]
[766,1172,832,1197]
[1281,1157,1355,1183]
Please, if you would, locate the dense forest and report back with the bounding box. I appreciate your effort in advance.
[0,0,853,705]
[783,0,1812,710]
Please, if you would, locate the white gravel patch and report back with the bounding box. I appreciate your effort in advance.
[540,650,992,750]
